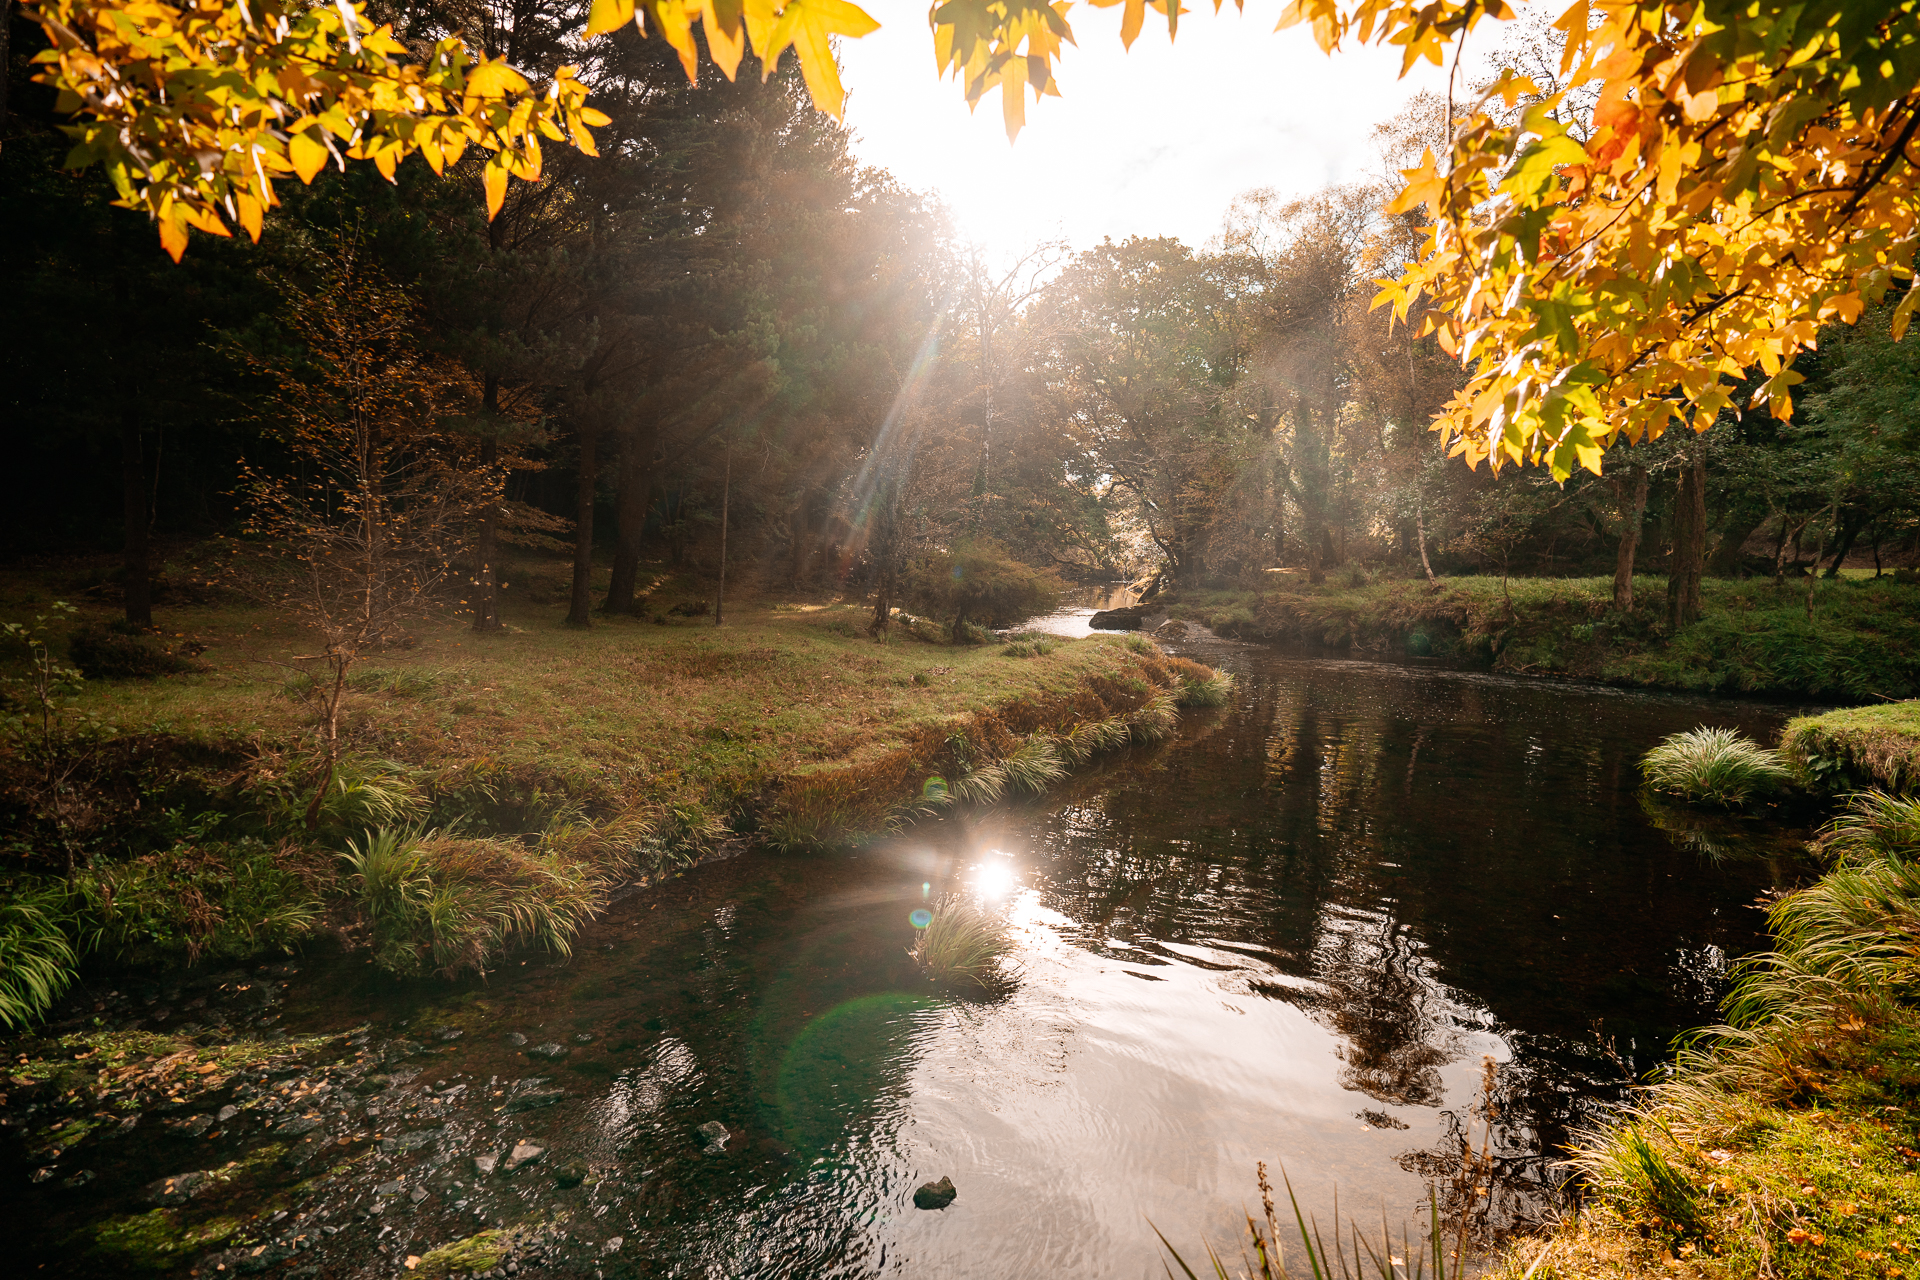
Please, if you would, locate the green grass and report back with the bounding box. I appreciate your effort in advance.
[1781,700,1920,793]
[1640,727,1793,806]
[0,561,1188,1000]
[1162,575,1920,700]
[0,880,79,1029]
[908,895,1015,987]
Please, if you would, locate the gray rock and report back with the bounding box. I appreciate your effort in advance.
[572,1033,594,1044]
[170,1113,214,1136]
[1153,619,1192,639]
[697,1120,729,1155]
[375,1180,406,1197]
[505,1032,528,1046]
[913,1176,957,1210]
[29,1167,56,1185]
[526,1042,568,1061]
[504,1141,545,1172]
[273,1115,322,1137]
[410,1185,429,1204]
[61,1169,95,1189]
[473,1153,499,1176]
[216,1104,242,1123]
[505,1090,565,1114]
[434,1026,464,1041]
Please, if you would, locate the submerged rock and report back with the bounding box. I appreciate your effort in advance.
[913,1176,957,1210]
[526,1042,568,1061]
[473,1153,499,1176]
[551,1160,586,1190]
[696,1121,729,1154]
[504,1141,546,1172]
[505,1089,565,1114]
[505,1033,528,1047]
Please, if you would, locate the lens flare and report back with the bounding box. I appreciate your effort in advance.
[910,908,933,929]
[974,859,1017,899]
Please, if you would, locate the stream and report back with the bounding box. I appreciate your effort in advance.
[5,625,1816,1278]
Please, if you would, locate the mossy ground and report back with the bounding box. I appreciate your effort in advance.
[1164,574,1920,701]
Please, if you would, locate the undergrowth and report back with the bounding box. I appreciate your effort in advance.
[908,894,1014,988]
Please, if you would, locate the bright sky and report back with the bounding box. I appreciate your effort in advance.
[837,6,1460,260]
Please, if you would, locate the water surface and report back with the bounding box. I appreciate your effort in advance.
[8,640,1812,1278]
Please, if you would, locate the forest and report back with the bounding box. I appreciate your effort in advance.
[6,1,1920,1278]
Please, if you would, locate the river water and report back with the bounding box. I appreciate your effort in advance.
[10,624,1814,1278]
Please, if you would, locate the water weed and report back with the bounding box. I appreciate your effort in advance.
[1640,726,1792,806]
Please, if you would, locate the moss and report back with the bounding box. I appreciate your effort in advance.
[1781,700,1920,793]
[414,1229,512,1276]
[93,1209,243,1270]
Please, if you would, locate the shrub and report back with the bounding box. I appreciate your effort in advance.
[1639,726,1792,805]
[0,880,80,1029]
[903,538,1064,638]
[908,895,1014,987]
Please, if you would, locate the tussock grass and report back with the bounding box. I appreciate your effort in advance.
[0,881,79,1030]
[1640,726,1793,806]
[341,827,608,978]
[908,894,1013,988]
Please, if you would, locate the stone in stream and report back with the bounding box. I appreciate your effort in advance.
[273,1115,322,1137]
[696,1121,729,1154]
[473,1153,499,1176]
[525,1042,568,1061]
[504,1141,546,1172]
[551,1160,587,1190]
[913,1176,957,1210]
[505,1032,528,1046]
[505,1089,565,1114]
[1088,604,1153,630]
[216,1104,242,1123]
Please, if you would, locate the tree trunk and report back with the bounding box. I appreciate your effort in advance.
[712,440,732,627]
[566,423,598,628]
[1706,511,1765,577]
[1416,498,1437,584]
[604,430,654,614]
[1822,506,1870,577]
[1666,451,1706,630]
[1610,463,1648,612]
[471,433,502,632]
[120,406,153,628]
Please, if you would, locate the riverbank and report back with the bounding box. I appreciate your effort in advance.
[0,579,1218,1020]
[1161,575,1920,702]
[1486,790,1920,1280]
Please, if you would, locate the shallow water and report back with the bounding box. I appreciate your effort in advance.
[7,638,1814,1278]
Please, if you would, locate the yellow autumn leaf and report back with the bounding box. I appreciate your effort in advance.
[586,0,636,35]
[288,129,330,183]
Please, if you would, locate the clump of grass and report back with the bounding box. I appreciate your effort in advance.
[1639,725,1792,805]
[0,880,80,1029]
[1167,655,1235,708]
[340,827,607,978]
[1059,715,1134,764]
[414,1230,512,1277]
[908,894,1014,988]
[1125,689,1180,744]
[1576,1124,1705,1246]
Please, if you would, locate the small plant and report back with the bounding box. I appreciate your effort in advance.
[0,881,81,1030]
[1122,632,1156,655]
[1160,1162,1465,1280]
[1640,726,1792,805]
[1000,735,1067,795]
[1168,656,1235,708]
[908,895,1014,988]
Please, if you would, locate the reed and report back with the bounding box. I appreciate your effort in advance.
[908,894,1014,987]
[1639,725,1791,805]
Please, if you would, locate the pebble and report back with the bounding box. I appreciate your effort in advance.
[217,1105,243,1122]
[505,1033,528,1047]
[504,1141,546,1172]
[526,1043,568,1061]
[473,1153,499,1176]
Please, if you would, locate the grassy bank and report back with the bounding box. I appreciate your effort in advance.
[1164,575,1920,701]
[1480,791,1920,1280]
[0,576,1212,1018]
[1782,701,1920,794]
